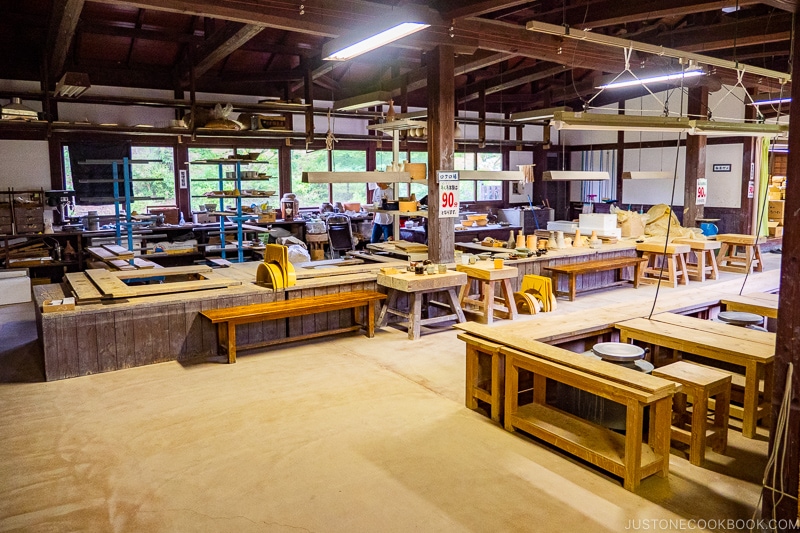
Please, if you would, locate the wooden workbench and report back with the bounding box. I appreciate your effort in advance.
[377,270,467,340]
[720,292,779,319]
[615,313,775,438]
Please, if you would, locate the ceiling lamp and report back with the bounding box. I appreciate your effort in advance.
[322,6,434,61]
[688,120,788,138]
[542,171,609,181]
[622,172,673,180]
[597,69,704,89]
[54,72,91,98]
[525,20,790,83]
[333,91,392,111]
[553,111,692,133]
[751,96,791,106]
[510,106,572,122]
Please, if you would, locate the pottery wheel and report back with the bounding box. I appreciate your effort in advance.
[591,342,645,362]
[718,311,764,326]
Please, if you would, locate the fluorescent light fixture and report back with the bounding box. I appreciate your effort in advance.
[751,97,791,106]
[542,171,609,181]
[55,72,91,98]
[689,120,788,138]
[622,171,673,180]
[458,171,524,181]
[525,19,790,83]
[597,69,704,89]
[322,6,434,62]
[333,91,392,111]
[510,106,572,122]
[553,111,692,133]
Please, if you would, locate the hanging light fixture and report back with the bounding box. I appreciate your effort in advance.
[333,91,393,111]
[622,172,673,180]
[552,111,693,133]
[510,106,572,122]
[542,171,610,181]
[596,68,704,89]
[321,5,434,61]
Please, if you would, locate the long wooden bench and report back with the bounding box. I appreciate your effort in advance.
[499,340,680,491]
[201,290,386,363]
[543,256,647,301]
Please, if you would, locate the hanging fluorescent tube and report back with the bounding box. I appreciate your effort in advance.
[597,69,704,89]
[333,91,392,111]
[622,171,673,180]
[542,171,609,181]
[751,97,791,106]
[553,111,692,133]
[322,5,435,61]
[689,120,788,138]
[510,106,572,122]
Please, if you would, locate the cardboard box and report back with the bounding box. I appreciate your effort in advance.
[768,200,785,221]
[769,225,784,238]
[768,186,782,200]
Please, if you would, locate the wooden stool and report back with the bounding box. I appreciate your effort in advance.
[457,261,518,324]
[459,333,505,423]
[652,361,731,466]
[716,234,763,274]
[674,239,721,282]
[636,243,691,288]
[305,232,328,261]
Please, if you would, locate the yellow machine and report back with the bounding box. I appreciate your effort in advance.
[514,274,557,314]
[255,244,296,289]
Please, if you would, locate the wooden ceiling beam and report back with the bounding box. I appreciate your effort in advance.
[191,22,264,78]
[441,0,534,21]
[457,63,565,104]
[644,12,793,54]
[558,0,764,29]
[78,21,203,43]
[760,0,797,12]
[48,0,86,79]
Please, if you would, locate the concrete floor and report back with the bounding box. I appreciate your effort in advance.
[0,253,782,532]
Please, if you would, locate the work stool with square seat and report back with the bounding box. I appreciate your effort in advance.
[305,232,328,261]
[652,361,731,466]
[457,262,518,324]
[716,234,763,274]
[674,238,721,282]
[636,242,691,288]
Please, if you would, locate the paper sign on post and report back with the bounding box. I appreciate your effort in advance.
[696,178,707,205]
[437,171,460,218]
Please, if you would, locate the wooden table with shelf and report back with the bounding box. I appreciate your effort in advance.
[456,261,518,324]
[720,292,779,319]
[614,312,775,438]
[376,270,467,340]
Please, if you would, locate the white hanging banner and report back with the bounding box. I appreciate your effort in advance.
[696,178,707,205]
[437,171,460,218]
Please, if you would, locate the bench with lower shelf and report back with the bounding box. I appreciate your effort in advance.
[201,290,386,363]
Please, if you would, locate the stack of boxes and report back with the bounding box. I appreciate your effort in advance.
[767,175,786,238]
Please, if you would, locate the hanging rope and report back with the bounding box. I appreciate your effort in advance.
[325,107,337,151]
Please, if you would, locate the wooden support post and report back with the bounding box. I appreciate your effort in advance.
[303,61,314,146]
[532,144,548,205]
[739,93,758,235]
[683,86,708,229]
[427,45,456,264]
[278,144,291,196]
[616,99,626,203]
[764,10,800,521]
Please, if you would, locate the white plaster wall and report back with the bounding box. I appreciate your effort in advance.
[0,140,51,189]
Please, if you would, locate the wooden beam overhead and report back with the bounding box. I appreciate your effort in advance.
[190,22,264,78]
[458,63,565,104]
[78,21,204,43]
[644,13,793,54]
[48,0,86,79]
[563,0,764,29]
[441,0,535,21]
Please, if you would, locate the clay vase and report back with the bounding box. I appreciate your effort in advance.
[507,230,516,249]
[555,231,565,249]
[564,237,573,247]
[573,229,583,247]
[590,230,602,249]
[516,234,526,248]
[526,235,537,250]
[547,231,558,250]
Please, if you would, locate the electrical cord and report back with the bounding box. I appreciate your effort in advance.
[750,362,795,532]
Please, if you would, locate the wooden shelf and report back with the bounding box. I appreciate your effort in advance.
[302,171,423,184]
[366,207,428,217]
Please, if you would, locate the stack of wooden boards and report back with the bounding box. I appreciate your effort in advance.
[513,274,557,314]
[86,244,161,270]
[65,265,242,304]
[393,240,428,254]
[1,238,53,268]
